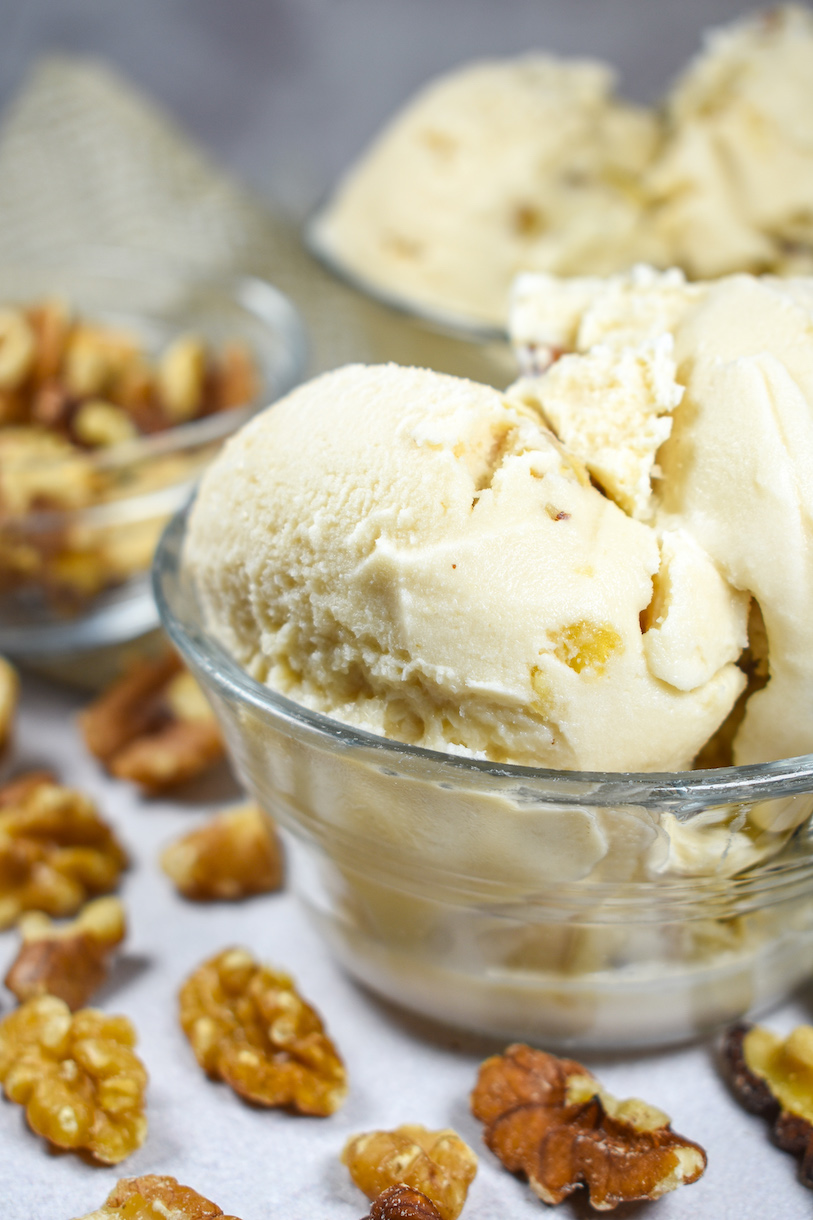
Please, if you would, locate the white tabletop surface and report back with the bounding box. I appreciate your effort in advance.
[2,672,812,1219]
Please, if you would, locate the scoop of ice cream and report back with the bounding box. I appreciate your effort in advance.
[509,266,813,764]
[648,5,813,278]
[313,57,662,327]
[186,363,746,772]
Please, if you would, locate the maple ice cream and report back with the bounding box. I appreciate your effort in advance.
[187,359,751,774]
[313,6,813,327]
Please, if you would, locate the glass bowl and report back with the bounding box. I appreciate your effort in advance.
[156,504,813,1050]
[0,248,306,661]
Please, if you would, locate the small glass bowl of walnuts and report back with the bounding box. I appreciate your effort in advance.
[0,248,305,661]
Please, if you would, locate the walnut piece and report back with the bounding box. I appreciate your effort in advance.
[365,1185,444,1220]
[0,772,128,929]
[0,994,147,1163]
[160,802,283,901]
[342,1124,477,1220]
[179,947,347,1116]
[5,895,126,1009]
[722,1022,813,1189]
[75,1174,243,1219]
[79,652,225,792]
[0,654,19,750]
[471,1043,706,1210]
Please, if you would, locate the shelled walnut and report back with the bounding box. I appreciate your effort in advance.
[471,1043,706,1210]
[0,655,19,750]
[343,1124,477,1220]
[179,947,347,1116]
[365,1185,444,1220]
[79,652,225,792]
[160,802,283,901]
[5,895,126,1009]
[75,1174,243,1220]
[722,1022,813,1189]
[0,772,128,929]
[0,995,147,1163]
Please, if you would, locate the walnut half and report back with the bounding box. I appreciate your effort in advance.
[471,1043,706,1210]
[342,1124,477,1220]
[79,652,225,793]
[160,802,283,901]
[0,995,147,1164]
[0,772,128,929]
[365,1185,444,1220]
[722,1022,813,1189]
[75,1174,243,1220]
[179,947,347,1116]
[5,895,126,1009]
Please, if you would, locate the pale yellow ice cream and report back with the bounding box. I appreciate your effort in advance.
[648,5,813,279]
[186,362,747,772]
[510,266,813,764]
[312,57,662,327]
[314,6,813,328]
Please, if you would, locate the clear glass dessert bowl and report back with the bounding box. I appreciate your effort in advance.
[156,504,813,1050]
[0,248,306,661]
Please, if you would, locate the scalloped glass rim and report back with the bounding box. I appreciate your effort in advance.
[305,207,507,343]
[154,501,813,817]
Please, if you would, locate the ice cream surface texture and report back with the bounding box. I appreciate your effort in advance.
[186,363,747,772]
[314,6,813,327]
[511,265,813,765]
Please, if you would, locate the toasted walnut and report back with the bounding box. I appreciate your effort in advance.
[73,399,138,448]
[0,654,19,750]
[0,995,147,1163]
[343,1124,477,1220]
[0,772,128,930]
[76,1174,243,1219]
[212,341,260,411]
[158,335,208,423]
[179,947,347,1116]
[79,652,225,793]
[161,803,283,901]
[0,308,36,390]
[366,1185,444,1220]
[5,895,126,1010]
[471,1044,706,1210]
[722,1022,813,1189]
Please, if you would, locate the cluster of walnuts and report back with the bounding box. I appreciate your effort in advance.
[5,650,813,1218]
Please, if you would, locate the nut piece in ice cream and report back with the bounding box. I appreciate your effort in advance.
[364,1185,444,1220]
[161,802,283,901]
[315,56,662,326]
[79,652,225,792]
[722,1022,813,1190]
[0,655,19,750]
[342,1124,477,1220]
[0,995,147,1164]
[471,1043,706,1209]
[186,363,746,772]
[75,1174,243,1220]
[510,265,813,765]
[648,6,813,279]
[0,772,128,930]
[5,895,126,1010]
[179,947,347,1116]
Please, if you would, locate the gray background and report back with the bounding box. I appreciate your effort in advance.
[1,0,760,217]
